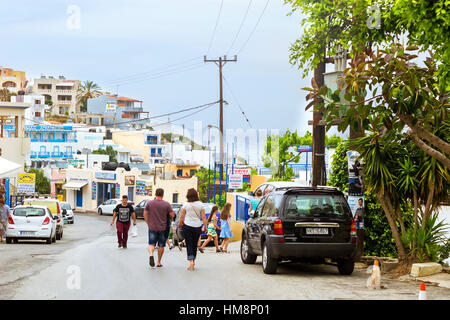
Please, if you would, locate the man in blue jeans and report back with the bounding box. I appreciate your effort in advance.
[144,188,174,267]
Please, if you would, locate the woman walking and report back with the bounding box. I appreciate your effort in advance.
[219,203,233,253]
[177,188,207,270]
[199,206,221,253]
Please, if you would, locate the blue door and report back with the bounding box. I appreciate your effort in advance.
[128,187,134,201]
[76,189,83,207]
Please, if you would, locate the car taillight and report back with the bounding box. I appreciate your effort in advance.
[274,218,283,235]
[8,216,14,225]
[43,217,50,225]
[351,220,357,237]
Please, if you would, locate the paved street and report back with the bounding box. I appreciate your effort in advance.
[1,214,449,300]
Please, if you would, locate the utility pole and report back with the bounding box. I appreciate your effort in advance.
[204,55,237,205]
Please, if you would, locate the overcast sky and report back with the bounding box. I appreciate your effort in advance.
[2,0,324,133]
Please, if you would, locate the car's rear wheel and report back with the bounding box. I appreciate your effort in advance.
[56,230,61,240]
[262,242,278,274]
[240,236,257,264]
[6,237,12,244]
[13,238,19,244]
[98,209,103,215]
[46,235,52,244]
[337,258,354,275]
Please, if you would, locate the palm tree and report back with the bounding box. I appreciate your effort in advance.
[77,81,102,113]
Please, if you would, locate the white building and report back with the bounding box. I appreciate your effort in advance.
[11,94,50,125]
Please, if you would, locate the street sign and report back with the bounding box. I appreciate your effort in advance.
[228,174,243,189]
[18,173,36,193]
[297,145,313,152]
[227,168,251,176]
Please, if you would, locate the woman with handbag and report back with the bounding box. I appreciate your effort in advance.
[177,188,207,271]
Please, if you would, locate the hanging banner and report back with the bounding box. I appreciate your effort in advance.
[92,182,97,200]
[18,173,36,193]
[347,151,364,196]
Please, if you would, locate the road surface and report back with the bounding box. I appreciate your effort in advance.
[1,213,449,300]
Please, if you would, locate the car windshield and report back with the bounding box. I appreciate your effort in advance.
[284,193,351,218]
[14,208,45,217]
[203,204,215,215]
[61,203,71,210]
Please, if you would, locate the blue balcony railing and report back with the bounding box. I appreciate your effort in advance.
[30,139,77,143]
[30,152,37,158]
[51,152,64,157]
[38,152,50,158]
[63,152,74,158]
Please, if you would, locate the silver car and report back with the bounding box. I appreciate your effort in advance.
[6,205,57,244]
[61,202,75,224]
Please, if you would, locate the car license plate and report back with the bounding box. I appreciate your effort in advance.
[306,228,328,235]
[20,231,35,236]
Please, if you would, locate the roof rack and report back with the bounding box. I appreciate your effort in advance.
[275,185,339,191]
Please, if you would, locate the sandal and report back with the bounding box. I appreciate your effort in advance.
[187,265,195,271]
[198,247,204,253]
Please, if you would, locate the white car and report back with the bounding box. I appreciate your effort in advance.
[60,202,75,224]
[98,199,135,216]
[6,205,57,244]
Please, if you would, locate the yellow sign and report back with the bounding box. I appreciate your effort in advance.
[19,173,36,185]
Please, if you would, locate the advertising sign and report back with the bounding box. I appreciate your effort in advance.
[92,182,97,200]
[106,103,117,113]
[297,145,313,152]
[95,172,116,180]
[136,181,152,196]
[18,173,36,193]
[68,159,85,167]
[347,151,364,196]
[228,174,243,189]
[115,183,120,199]
[125,176,135,186]
[227,168,251,176]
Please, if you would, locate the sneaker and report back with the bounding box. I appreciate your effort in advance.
[123,244,127,249]
[169,245,174,250]
[118,243,122,248]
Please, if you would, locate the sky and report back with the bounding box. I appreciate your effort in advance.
[1,0,321,133]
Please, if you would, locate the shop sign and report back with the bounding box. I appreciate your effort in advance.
[228,174,243,189]
[95,172,116,180]
[18,173,36,193]
[92,182,97,200]
[115,183,120,198]
[136,180,152,196]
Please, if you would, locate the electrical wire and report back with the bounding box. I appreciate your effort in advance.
[236,0,270,55]
[206,0,224,55]
[102,56,203,85]
[226,0,253,55]
[23,100,219,128]
[222,75,252,128]
[100,62,206,88]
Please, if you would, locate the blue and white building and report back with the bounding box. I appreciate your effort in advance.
[25,125,77,168]
[87,94,149,130]
[145,131,168,166]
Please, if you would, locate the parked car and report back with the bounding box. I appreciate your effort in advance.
[5,205,57,244]
[172,203,220,245]
[134,201,183,219]
[22,198,64,240]
[98,199,135,216]
[248,181,308,197]
[60,202,75,224]
[240,186,357,275]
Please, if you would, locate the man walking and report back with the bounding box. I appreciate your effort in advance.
[110,195,136,249]
[144,188,174,268]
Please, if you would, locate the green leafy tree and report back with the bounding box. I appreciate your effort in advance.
[26,169,50,195]
[262,130,342,180]
[328,141,349,192]
[92,146,117,163]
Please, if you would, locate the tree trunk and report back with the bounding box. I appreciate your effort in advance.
[377,192,408,260]
[407,130,450,170]
[413,190,419,255]
[400,114,450,156]
[423,185,435,221]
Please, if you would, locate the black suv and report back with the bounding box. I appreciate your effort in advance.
[240,186,357,275]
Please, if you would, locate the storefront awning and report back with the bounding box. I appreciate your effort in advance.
[62,181,88,190]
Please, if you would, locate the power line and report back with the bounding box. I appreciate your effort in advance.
[100,62,206,88]
[102,56,203,85]
[236,0,270,55]
[226,0,253,55]
[222,75,252,128]
[23,101,219,128]
[206,0,224,55]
